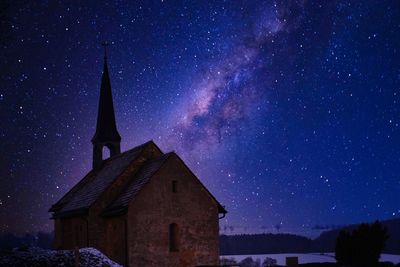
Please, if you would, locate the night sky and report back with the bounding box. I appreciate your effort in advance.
[1,1,399,236]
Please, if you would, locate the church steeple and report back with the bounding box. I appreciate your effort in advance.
[91,43,121,169]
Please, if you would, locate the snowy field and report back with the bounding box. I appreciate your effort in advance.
[221,253,400,265]
[0,247,122,267]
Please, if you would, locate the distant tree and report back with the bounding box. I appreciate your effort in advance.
[335,230,353,265]
[22,233,35,247]
[0,231,54,250]
[262,257,277,266]
[335,221,389,267]
[37,232,53,249]
[0,232,19,249]
[240,257,261,267]
[220,257,238,265]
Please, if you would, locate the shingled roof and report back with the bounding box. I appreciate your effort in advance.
[103,152,227,216]
[102,152,172,217]
[49,141,152,218]
[50,141,227,218]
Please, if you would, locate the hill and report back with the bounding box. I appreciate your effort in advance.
[220,233,314,255]
[221,218,400,255]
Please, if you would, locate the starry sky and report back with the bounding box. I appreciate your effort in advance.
[0,1,399,236]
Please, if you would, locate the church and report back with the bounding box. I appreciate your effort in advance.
[49,51,227,267]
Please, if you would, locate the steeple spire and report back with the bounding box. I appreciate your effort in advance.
[102,41,109,59]
[91,43,121,169]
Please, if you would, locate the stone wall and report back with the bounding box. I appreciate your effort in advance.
[126,154,220,267]
[54,217,88,249]
[104,215,127,265]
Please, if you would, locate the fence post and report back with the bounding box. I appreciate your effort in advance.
[74,246,80,267]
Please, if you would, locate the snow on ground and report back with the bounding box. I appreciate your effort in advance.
[0,247,122,267]
[221,253,400,265]
[79,248,122,267]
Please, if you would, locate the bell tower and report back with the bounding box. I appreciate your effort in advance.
[91,43,121,169]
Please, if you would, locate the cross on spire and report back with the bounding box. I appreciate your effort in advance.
[101,41,109,58]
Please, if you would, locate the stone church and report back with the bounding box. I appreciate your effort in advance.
[49,52,227,267]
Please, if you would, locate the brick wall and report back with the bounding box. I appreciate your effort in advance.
[54,217,88,249]
[126,154,220,267]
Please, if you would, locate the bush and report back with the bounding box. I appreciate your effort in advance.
[262,257,277,266]
[335,230,352,264]
[220,257,238,265]
[335,221,389,267]
[240,257,261,267]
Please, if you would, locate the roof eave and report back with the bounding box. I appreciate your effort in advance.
[170,153,228,215]
[51,208,88,219]
[219,205,228,214]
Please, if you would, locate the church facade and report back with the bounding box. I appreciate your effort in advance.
[49,53,227,267]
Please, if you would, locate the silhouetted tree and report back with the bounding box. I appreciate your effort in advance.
[335,230,353,265]
[37,231,53,249]
[335,221,389,267]
[240,257,261,267]
[262,257,277,266]
[0,232,54,250]
[0,233,19,250]
[220,257,238,265]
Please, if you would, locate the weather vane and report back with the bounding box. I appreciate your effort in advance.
[101,41,110,58]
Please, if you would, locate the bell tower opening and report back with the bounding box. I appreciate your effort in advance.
[103,145,111,160]
[92,142,120,168]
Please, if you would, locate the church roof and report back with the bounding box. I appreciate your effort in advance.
[50,141,227,218]
[49,141,151,217]
[102,152,172,217]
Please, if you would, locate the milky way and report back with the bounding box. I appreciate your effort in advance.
[167,1,301,153]
[0,1,399,235]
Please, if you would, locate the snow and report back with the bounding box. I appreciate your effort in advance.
[221,253,400,265]
[0,247,122,267]
[78,248,122,267]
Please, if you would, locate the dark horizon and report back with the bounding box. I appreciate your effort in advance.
[0,1,399,235]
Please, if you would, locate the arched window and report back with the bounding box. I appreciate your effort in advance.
[172,180,177,193]
[169,223,179,252]
[102,145,111,160]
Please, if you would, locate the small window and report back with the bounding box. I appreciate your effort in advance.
[169,223,179,252]
[172,180,177,193]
